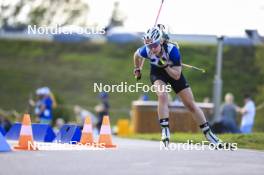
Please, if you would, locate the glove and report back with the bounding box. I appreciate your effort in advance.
[157,57,169,68]
[134,68,142,80]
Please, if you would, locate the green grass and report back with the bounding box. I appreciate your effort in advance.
[125,132,264,150]
[0,39,264,130]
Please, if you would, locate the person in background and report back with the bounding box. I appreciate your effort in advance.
[74,105,98,134]
[220,93,240,133]
[237,94,256,134]
[0,114,12,133]
[95,92,110,131]
[53,118,65,134]
[30,87,53,125]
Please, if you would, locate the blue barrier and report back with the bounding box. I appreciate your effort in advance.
[0,126,6,135]
[5,123,21,140]
[0,132,11,152]
[5,123,55,142]
[54,124,81,144]
[32,124,56,142]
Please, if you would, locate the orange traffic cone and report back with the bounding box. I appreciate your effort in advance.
[14,114,38,150]
[79,116,94,145]
[98,115,116,148]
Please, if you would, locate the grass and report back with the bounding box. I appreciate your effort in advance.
[125,132,264,150]
[0,39,264,130]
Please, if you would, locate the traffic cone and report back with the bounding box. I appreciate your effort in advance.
[14,114,38,150]
[79,116,94,145]
[0,132,11,152]
[98,115,117,148]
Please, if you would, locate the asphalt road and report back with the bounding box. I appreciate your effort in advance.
[1,137,264,175]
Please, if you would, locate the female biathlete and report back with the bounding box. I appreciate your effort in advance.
[133,25,223,147]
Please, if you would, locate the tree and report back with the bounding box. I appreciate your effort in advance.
[0,0,89,27]
[255,45,264,104]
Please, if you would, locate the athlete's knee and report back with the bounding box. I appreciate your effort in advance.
[157,92,168,103]
[184,101,197,113]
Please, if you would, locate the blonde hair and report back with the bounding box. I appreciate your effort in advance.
[225,93,234,104]
[49,92,57,108]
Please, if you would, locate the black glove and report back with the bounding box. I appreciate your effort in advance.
[134,68,142,80]
[157,57,169,68]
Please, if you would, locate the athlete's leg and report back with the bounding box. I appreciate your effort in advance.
[153,80,170,146]
[178,87,222,145]
[177,88,206,125]
[154,80,169,119]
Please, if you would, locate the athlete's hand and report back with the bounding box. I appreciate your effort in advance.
[157,57,169,68]
[134,68,142,80]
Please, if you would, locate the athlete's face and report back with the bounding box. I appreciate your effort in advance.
[147,41,161,54]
